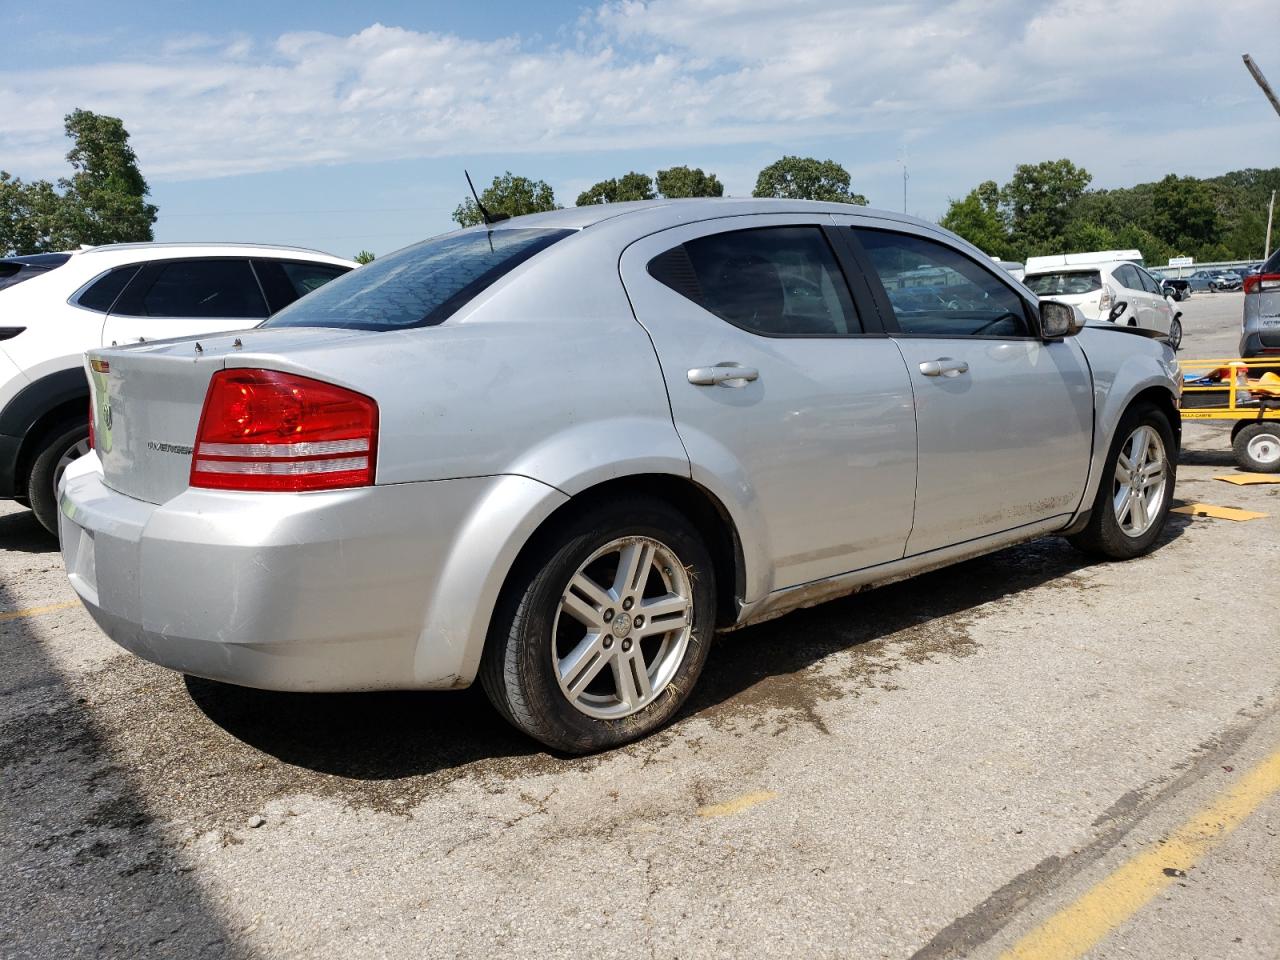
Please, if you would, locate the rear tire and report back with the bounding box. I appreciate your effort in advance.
[1233,423,1280,473]
[1068,403,1176,560]
[27,421,90,536]
[480,497,715,754]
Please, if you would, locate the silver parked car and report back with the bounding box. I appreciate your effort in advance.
[59,200,1182,753]
[1241,248,1280,359]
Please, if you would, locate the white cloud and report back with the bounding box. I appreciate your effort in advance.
[0,0,1275,194]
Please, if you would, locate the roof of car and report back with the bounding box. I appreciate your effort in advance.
[75,241,353,266]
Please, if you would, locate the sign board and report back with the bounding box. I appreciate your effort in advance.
[1168,256,1194,268]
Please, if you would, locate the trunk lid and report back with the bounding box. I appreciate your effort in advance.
[90,327,372,504]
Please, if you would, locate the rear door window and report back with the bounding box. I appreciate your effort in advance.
[112,259,268,319]
[1113,264,1143,290]
[647,226,859,336]
[852,228,1032,337]
[264,228,572,331]
[253,260,351,313]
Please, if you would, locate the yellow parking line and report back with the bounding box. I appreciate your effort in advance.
[1000,745,1280,960]
[0,600,81,624]
[697,789,777,818]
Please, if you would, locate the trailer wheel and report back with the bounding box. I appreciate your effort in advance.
[1233,423,1280,473]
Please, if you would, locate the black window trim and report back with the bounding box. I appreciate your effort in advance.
[843,225,1043,342]
[644,222,879,341]
[109,256,270,321]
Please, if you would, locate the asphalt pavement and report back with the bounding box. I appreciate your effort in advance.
[2,291,1277,959]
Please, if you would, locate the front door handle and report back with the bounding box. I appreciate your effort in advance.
[687,363,760,387]
[918,357,969,378]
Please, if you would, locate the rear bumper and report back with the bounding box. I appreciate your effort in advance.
[59,455,566,692]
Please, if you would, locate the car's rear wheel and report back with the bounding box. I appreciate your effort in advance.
[481,497,715,753]
[1067,403,1176,559]
[1233,423,1280,473]
[27,421,90,536]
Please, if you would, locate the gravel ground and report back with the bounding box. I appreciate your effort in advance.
[2,291,1277,959]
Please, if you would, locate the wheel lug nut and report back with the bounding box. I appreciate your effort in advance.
[634,615,645,628]
[603,637,613,649]
[603,609,614,622]
[622,597,634,611]
[621,639,632,652]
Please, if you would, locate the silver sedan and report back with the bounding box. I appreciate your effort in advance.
[59,199,1182,753]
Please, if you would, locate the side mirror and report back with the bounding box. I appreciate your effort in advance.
[1108,300,1129,324]
[1040,300,1083,340]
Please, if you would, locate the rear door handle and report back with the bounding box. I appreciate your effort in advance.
[918,357,969,378]
[687,363,760,387]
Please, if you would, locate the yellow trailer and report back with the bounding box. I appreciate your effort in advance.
[1180,358,1280,472]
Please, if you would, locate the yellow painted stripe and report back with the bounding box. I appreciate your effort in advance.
[1001,746,1280,960]
[697,789,777,818]
[1170,502,1269,521]
[0,600,81,623]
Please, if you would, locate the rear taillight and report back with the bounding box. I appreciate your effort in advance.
[1098,285,1114,312]
[1243,273,1280,295]
[190,369,378,492]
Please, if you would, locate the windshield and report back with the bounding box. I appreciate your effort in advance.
[1024,271,1102,296]
[264,228,574,331]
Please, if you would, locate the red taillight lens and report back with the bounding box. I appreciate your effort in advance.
[190,369,378,492]
[1243,273,1280,295]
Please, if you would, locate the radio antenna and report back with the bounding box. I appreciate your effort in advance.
[465,170,509,225]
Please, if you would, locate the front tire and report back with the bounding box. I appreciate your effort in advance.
[1167,316,1182,351]
[1233,423,1280,473]
[28,421,90,535]
[480,497,716,753]
[1068,403,1176,559]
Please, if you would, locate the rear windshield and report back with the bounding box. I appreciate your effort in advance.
[1024,271,1102,296]
[264,228,573,331]
[1262,249,1280,275]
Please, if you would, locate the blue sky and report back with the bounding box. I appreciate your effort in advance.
[3,0,1278,258]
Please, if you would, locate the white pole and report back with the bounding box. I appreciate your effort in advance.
[1266,190,1276,261]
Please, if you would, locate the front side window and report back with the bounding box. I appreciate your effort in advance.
[647,226,858,336]
[1024,271,1102,296]
[264,229,572,331]
[853,229,1031,337]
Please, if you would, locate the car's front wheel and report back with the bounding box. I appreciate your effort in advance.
[1168,316,1183,351]
[1067,403,1176,559]
[481,497,716,753]
[27,420,90,535]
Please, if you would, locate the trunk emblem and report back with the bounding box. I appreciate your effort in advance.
[103,402,113,430]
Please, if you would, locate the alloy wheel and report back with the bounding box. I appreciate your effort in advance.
[54,437,91,491]
[552,536,693,720]
[1247,431,1280,467]
[1112,425,1167,537]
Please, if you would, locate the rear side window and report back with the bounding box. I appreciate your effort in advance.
[253,260,351,313]
[853,228,1031,337]
[74,265,142,313]
[647,226,859,336]
[1024,271,1101,296]
[113,259,268,319]
[264,229,573,331]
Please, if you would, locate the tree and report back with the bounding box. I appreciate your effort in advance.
[752,156,867,204]
[452,172,559,227]
[1151,174,1219,251]
[939,180,1012,259]
[353,250,376,264]
[1,109,157,255]
[576,171,656,206]
[1002,159,1092,252]
[655,166,723,199]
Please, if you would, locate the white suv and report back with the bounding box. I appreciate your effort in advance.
[0,242,354,532]
[1023,255,1181,351]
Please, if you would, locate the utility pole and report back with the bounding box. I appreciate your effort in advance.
[1266,190,1276,260]
[1243,55,1280,119]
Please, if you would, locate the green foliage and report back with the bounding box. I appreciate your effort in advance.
[655,166,723,199]
[353,250,376,264]
[752,156,867,204]
[941,161,1278,264]
[0,109,157,255]
[576,171,656,206]
[939,181,1013,259]
[453,172,559,227]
